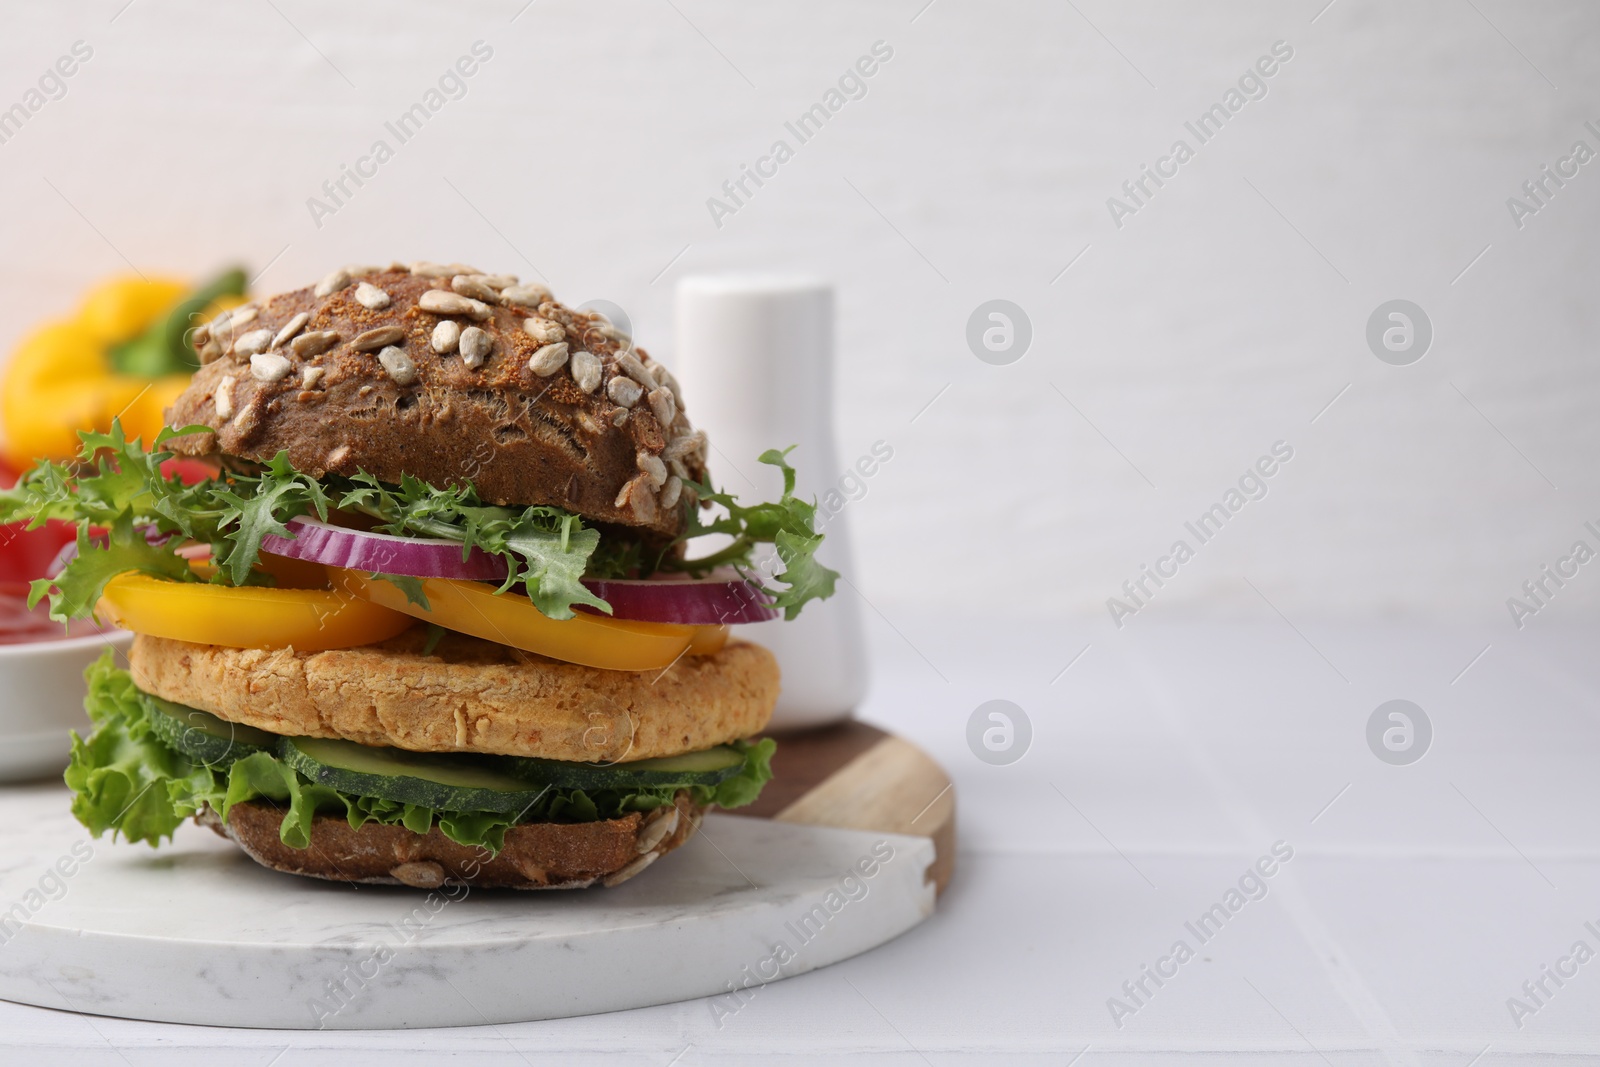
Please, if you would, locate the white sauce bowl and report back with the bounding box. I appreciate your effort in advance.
[0,629,134,782]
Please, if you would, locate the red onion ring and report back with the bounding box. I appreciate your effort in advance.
[579,569,778,625]
[74,514,780,626]
[260,515,510,581]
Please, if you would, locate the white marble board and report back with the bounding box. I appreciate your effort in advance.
[0,721,954,1030]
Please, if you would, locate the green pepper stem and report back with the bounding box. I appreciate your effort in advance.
[109,266,248,379]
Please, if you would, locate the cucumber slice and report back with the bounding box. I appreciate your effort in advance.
[499,745,747,791]
[141,692,278,767]
[277,736,555,814]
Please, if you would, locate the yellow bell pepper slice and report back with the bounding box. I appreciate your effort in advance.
[77,277,189,345]
[2,322,146,465]
[688,625,730,657]
[333,569,702,672]
[1,269,246,468]
[187,546,330,590]
[97,573,415,652]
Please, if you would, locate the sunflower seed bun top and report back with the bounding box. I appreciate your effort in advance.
[164,263,707,537]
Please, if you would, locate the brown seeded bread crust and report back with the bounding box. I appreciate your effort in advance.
[199,791,704,889]
[128,629,779,762]
[165,263,707,537]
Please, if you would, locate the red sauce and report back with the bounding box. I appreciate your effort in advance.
[0,582,104,644]
[0,457,110,644]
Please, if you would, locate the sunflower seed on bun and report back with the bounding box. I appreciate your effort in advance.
[168,266,706,536]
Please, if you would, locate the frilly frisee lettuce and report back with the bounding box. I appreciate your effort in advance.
[0,421,837,624]
[675,447,837,620]
[330,471,607,617]
[67,652,777,853]
[322,447,839,618]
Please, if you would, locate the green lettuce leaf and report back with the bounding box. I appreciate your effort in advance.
[208,451,329,584]
[30,512,193,620]
[675,447,838,619]
[2,419,836,626]
[65,651,198,844]
[370,572,431,610]
[334,472,607,620]
[710,737,776,808]
[66,654,776,854]
[495,516,603,618]
[0,423,327,623]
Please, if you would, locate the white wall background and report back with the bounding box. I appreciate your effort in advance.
[2,0,1597,635]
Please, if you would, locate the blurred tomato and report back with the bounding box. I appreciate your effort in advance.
[159,455,218,486]
[0,456,77,595]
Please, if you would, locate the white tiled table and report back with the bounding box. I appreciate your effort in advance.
[4,617,1598,1065]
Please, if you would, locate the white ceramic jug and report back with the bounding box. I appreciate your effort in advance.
[674,275,867,730]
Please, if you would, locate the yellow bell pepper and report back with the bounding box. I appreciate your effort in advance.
[332,569,704,671]
[97,572,415,652]
[2,269,246,468]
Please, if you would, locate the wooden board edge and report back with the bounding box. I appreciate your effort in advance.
[771,732,956,897]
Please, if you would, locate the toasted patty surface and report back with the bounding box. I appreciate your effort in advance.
[128,628,778,762]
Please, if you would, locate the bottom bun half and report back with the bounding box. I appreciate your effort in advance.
[199,791,705,890]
